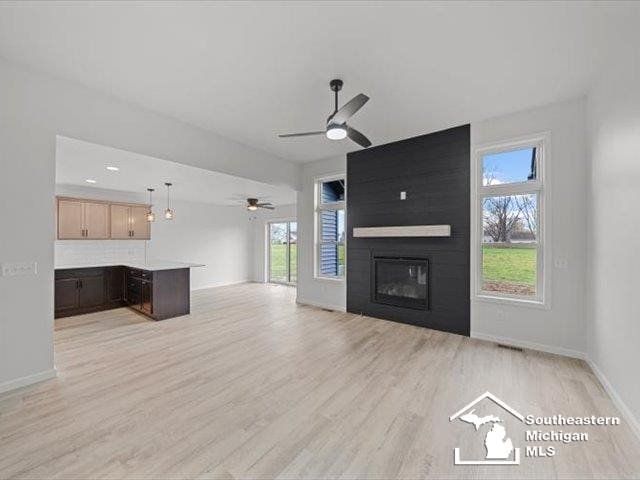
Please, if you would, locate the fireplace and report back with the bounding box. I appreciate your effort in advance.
[372,256,429,310]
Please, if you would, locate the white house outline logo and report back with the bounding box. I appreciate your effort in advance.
[449,391,524,465]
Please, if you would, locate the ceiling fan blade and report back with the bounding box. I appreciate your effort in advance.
[329,93,369,125]
[259,205,276,210]
[257,203,273,207]
[346,126,372,148]
[278,131,325,138]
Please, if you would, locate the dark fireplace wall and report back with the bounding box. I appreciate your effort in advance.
[346,124,470,336]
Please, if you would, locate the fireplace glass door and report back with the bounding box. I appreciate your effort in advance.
[373,257,428,310]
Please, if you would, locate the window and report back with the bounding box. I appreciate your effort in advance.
[315,176,346,279]
[476,136,547,304]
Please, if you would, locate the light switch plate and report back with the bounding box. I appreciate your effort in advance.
[400,191,407,200]
[1,262,37,277]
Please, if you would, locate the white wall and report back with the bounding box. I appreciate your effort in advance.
[0,57,298,392]
[251,204,297,283]
[296,156,347,311]
[55,185,255,290]
[587,59,640,433]
[471,98,588,357]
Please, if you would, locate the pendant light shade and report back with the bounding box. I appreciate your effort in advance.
[146,188,156,222]
[164,182,174,220]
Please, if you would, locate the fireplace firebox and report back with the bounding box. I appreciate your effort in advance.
[372,256,429,310]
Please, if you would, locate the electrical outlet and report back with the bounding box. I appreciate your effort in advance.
[400,191,407,200]
[1,262,38,277]
[554,257,568,269]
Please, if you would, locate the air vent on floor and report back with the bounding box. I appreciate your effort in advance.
[497,343,524,352]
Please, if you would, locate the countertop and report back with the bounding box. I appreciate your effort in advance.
[55,260,205,272]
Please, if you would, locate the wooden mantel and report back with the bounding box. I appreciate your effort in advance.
[352,225,451,238]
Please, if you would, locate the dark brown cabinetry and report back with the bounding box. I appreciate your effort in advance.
[124,267,189,320]
[55,267,124,318]
[55,266,190,321]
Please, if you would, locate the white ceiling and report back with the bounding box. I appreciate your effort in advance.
[0,2,636,162]
[56,136,296,206]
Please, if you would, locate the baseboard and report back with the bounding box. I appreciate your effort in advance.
[471,331,640,442]
[296,297,346,312]
[0,368,58,395]
[471,331,588,360]
[191,280,250,291]
[586,358,640,441]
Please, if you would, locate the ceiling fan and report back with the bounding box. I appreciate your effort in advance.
[278,79,372,148]
[246,198,274,211]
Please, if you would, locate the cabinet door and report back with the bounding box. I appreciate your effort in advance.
[141,280,153,314]
[84,202,110,239]
[110,205,131,239]
[78,276,105,308]
[55,278,79,312]
[130,206,150,240]
[58,200,84,239]
[125,272,142,306]
[107,267,124,304]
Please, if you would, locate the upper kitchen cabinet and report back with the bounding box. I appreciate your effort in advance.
[110,204,131,239]
[57,197,151,240]
[129,206,150,239]
[110,204,150,240]
[57,198,109,239]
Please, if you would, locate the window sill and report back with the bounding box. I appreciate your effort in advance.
[474,293,550,310]
[314,275,345,283]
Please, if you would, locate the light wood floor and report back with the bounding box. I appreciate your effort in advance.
[1,283,639,479]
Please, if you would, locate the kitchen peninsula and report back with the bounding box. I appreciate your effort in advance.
[54,261,203,320]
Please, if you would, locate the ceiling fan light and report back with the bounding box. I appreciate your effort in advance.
[247,205,258,211]
[326,124,347,140]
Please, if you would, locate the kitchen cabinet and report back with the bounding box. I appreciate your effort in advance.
[110,204,150,239]
[56,265,191,320]
[107,267,125,305]
[129,206,150,239]
[125,267,189,320]
[54,277,80,313]
[57,199,109,239]
[78,275,105,308]
[57,197,150,240]
[110,204,131,239]
[54,267,125,318]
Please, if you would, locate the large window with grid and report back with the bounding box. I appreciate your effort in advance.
[476,135,547,304]
[315,176,346,279]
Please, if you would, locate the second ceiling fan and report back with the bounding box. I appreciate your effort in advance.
[278,79,372,148]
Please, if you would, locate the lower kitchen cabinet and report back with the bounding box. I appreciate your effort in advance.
[125,267,189,320]
[55,267,125,318]
[55,266,190,321]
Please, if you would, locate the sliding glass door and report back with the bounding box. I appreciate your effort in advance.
[269,221,297,284]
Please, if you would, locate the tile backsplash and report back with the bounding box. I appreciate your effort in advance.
[55,240,147,266]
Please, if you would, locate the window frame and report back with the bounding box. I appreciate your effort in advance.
[473,133,551,308]
[314,174,346,281]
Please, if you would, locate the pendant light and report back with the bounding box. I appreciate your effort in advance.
[164,182,174,220]
[146,188,156,222]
